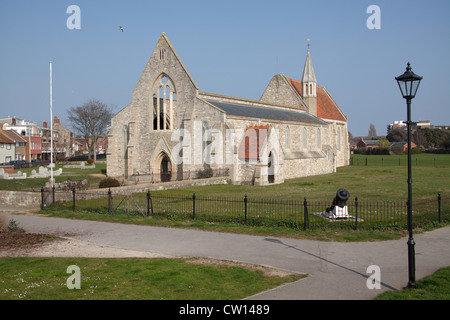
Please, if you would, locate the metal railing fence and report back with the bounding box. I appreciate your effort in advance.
[42,188,449,231]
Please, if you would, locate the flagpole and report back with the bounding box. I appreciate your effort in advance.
[50,61,54,189]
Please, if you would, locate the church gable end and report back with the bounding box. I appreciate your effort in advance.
[260,74,306,110]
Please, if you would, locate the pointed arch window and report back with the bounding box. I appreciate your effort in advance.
[160,49,167,60]
[152,74,176,131]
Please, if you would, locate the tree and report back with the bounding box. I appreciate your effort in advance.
[387,127,406,142]
[368,124,377,137]
[67,99,113,161]
[377,138,391,150]
[412,129,427,147]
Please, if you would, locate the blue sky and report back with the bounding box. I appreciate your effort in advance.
[1,0,449,137]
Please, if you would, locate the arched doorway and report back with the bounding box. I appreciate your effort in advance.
[160,154,172,182]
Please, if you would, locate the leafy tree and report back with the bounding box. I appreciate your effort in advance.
[421,128,449,148]
[377,138,391,150]
[387,127,406,142]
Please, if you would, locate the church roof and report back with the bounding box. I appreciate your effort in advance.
[203,98,327,125]
[286,78,347,122]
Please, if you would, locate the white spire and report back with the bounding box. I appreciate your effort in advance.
[301,39,317,116]
[302,41,316,83]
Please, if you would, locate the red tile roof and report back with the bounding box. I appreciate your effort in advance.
[287,77,347,122]
[0,129,15,144]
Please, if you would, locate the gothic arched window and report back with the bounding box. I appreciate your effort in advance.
[152,74,176,131]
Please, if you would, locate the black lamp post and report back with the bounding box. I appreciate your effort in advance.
[395,62,422,288]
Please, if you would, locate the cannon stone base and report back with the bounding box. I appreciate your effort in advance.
[322,206,350,219]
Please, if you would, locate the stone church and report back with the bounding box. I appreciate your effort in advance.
[107,33,349,185]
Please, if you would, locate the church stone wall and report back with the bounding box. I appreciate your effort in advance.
[260,75,305,110]
[108,33,349,187]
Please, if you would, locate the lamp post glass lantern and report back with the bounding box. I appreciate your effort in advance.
[395,62,422,288]
[396,62,423,99]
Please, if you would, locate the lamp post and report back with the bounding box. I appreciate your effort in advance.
[395,62,422,288]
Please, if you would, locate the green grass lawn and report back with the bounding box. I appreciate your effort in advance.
[0,162,107,191]
[376,266,450,300]
[1,155,449,203]
[0,257,301,300]
[140,154,450,202]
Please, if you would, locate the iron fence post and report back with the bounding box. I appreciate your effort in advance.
[147,190,150,217]
[438,192,441,223]
[303,197,308,230]
[72,188,76,212]
[108,188,112,214]
[192,192,196,219]
[52,186,55,204]
[244,194,248,225]
[355,197,358,230]
[41,187,44,210]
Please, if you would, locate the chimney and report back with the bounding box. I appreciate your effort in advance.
[54,116,60,124]
[43,120,47,128]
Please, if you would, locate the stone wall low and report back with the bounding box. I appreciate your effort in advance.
[0,190,41,208]
[0,177,229,208]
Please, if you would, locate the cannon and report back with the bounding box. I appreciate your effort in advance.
[322,189,350,219]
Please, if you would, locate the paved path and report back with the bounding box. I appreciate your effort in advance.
[5,212,450,300]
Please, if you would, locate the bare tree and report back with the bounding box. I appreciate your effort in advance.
[368,123,377,137]
[67,99,113,161]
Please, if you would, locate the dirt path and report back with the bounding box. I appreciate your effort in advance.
[0,232,173,258]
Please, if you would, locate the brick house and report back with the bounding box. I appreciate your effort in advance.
[2,130,27,160]
[391,141,417,152]
[0,129,15,164]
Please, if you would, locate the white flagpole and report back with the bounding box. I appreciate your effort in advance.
[50,61,54,189]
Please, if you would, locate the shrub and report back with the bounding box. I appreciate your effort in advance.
[59,177,89,191]
[197,167,213,179]
[99,177,121,188]
[391,144,405,154]
[86,158,94,165]
[7,219,25,233]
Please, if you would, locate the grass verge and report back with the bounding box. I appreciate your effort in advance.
[36,208,411,242]
[0,257,302,300]
[376,266,450,300]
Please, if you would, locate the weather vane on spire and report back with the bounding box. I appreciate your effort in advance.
[307,38,310,51]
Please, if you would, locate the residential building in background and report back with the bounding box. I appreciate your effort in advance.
[2,130,27,160]
[1,117,42,161]
[0,129,15,163]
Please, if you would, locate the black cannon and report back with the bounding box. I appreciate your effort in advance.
[326,189,350,213]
